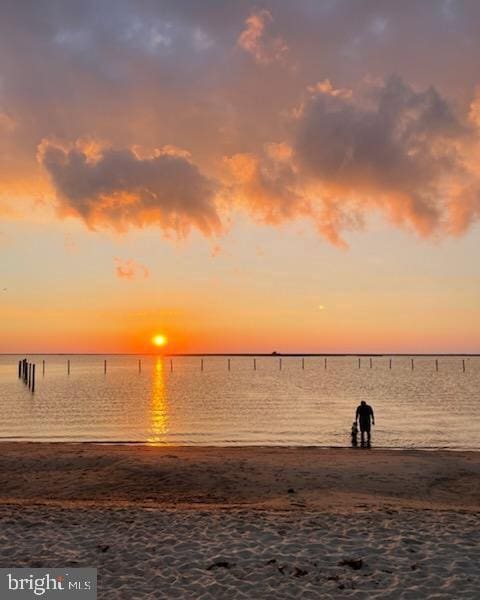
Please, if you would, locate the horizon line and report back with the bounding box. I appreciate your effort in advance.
[2,352,480,357]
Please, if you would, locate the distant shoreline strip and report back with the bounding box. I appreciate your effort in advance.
[1,353,480,357]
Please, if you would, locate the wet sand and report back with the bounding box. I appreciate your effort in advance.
[0,444,478,511]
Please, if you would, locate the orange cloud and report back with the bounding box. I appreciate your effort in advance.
[224,147,307,225]
[237,9,288,65]
[114,258,149,280]
[223,148,353,248]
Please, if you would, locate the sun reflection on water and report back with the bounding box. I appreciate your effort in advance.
[148,358,169,444]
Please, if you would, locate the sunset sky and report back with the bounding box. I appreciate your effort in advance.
[1,0,480,354]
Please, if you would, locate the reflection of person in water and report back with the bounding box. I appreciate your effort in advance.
[356,401,375,447]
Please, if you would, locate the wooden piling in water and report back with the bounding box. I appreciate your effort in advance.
[253,358,256,371]
[358,357,361,369]
[279,358,282,370]
[104,359,107,374]
[67,359,70,375]
[324,357,327,369]
[302,357,305,370]
[18,360,21,378]
[462,359,466,373]
[370,357,373,369]
[31,364,35,393]
[170,359,173,372]
[389,358,392,369]
[201,359,204,372]
[42,360,45,376]
[228,358,231,371]
[435,359,438,372]
[411,358,414,371]
[138,359,142,373]
[28,363,32,389]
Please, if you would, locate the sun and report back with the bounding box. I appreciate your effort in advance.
[152,334,168,348]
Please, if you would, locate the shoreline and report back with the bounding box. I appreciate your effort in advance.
[1,441,479,451]
[0,444,478,511]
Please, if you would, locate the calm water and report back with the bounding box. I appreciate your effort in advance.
[0,355,479,448]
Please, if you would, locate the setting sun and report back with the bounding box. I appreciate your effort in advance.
[152,334,168,348]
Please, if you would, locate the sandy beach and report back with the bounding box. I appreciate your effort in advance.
[0,445,479,598]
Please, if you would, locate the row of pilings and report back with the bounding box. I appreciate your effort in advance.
[18,358,35,392]
[18,357,469,377]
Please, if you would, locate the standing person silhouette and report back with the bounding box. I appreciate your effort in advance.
[356,401,375,447]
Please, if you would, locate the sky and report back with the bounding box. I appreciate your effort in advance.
[1,0,480,354]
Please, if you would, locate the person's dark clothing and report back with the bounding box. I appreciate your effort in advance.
[356,403,374,432]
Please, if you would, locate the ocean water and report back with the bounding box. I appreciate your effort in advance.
[0,355,479,448]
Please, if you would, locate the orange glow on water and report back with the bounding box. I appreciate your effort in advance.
[148,358,169,444]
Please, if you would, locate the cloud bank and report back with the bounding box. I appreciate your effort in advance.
[1,0,480,246]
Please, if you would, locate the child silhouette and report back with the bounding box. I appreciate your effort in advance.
[351,421,358,447]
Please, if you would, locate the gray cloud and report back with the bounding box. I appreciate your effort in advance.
[297,76,463,182]
[294,76,472,237]
[39,142,221,237]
